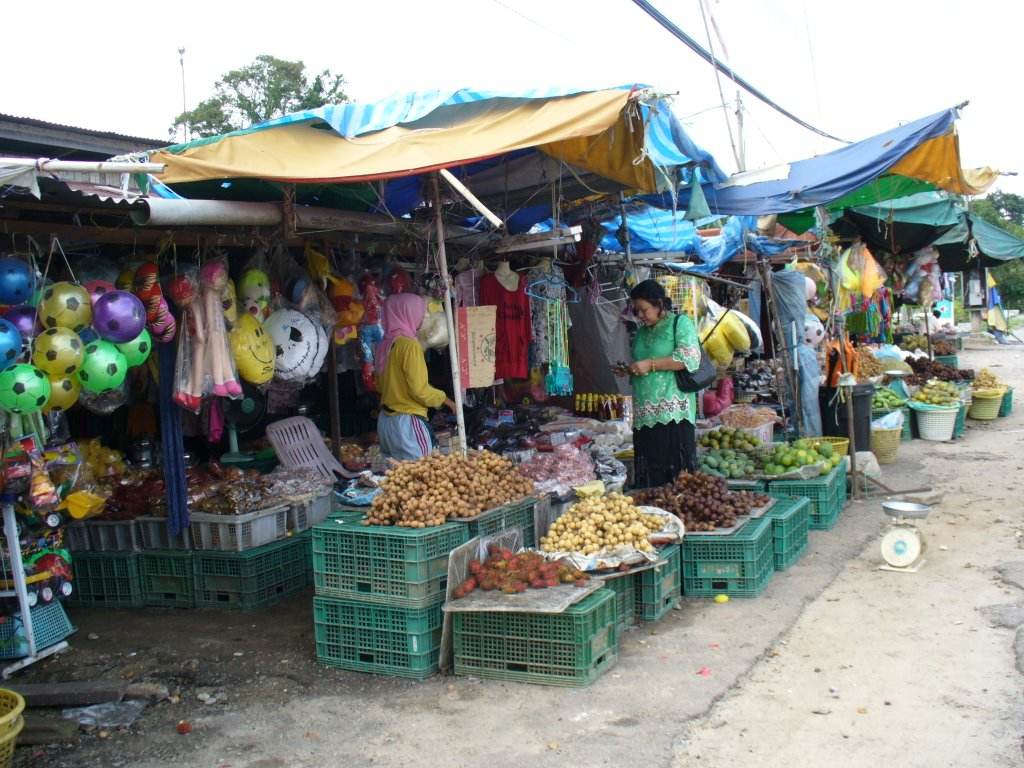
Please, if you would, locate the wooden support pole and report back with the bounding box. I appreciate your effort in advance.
[431,173,467,456]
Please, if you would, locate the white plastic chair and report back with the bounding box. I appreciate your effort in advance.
[266,416,360,483]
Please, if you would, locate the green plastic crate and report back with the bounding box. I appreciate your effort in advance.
[683,516,774,598]
[835,462,848,507]
[312,521,468,608]
[313,596,443,679]
[459,497,537,548]
[935,354,958,369]
[725,479,767,492]
[767,498,810,571]
[69,552,143,608]
[1000,387,1014,417]
[636,545,682,621]
[953,403,966,439]
[0,601,75,658]
[139,551,195,608]
[766,465,844,530]
[453,588,618,687]
[599,571,637,632]
[193,536,310,610]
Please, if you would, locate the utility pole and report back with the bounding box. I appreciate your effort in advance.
[178,47,188,143]
[735,91,746,172]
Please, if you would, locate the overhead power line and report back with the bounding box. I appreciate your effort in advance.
[631,0,849,144]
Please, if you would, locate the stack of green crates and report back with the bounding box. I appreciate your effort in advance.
[766,498,810,570]
[312,520,467,679]
[1000,387,1014,417]
[193,536,310,610]
[635,544,682,620]
[139,550,195,608]
[682,516,774,598]
[599,572,637,634]
[456,497,537,548]
[765,463,845,530]
[69,552,144,608]
[452,588,618,686]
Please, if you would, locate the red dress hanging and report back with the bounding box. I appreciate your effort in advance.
[479,273,532,380]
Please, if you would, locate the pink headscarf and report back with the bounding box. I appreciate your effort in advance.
[376,293,427,374]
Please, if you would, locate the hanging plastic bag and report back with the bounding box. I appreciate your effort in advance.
[199,259,242,399]
[168,269,205,412]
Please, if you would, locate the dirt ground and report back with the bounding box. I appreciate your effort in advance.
[12,341,1024,768]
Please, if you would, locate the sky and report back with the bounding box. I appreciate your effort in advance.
[3,0,1021,196]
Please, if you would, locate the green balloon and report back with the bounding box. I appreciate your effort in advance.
[77,340,127,393]
[116,328,152,367]
[0,364,51,414]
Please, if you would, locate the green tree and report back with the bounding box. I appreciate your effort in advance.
[970,192,1024,308]
[172,55,348,139]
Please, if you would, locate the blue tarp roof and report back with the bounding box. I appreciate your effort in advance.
[584,206,803,274]
[644,108,962,216]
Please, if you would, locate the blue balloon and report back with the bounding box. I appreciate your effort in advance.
[78,327,99,345]
[0,259,34,306]
[0,319,23,371]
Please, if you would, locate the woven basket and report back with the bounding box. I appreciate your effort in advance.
[870,428,901,464]
[914,407,959,441]
[969,391,1004,421]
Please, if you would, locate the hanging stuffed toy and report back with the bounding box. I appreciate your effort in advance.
[358,273,384,391]
[168,270,205,413]
[200,260,242,399]
[132,262,176,343]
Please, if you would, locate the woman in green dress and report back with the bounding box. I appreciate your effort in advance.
[621,279,702,488]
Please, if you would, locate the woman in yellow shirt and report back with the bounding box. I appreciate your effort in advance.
[376,293,455,461]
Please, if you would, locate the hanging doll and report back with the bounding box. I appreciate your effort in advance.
[358,273,384,391]
[200,260,242,399]
[132,262,176,343]
[168,270,205,413]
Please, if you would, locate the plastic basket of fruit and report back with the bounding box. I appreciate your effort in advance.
[968,388,1006,421]
[189,506,289,551]
[811,436,848,456]
[912,405,959,441]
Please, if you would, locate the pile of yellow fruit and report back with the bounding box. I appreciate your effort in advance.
[913,380,960,407]
[540,493,663,555]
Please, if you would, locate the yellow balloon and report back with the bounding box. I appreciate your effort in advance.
[229,313,274,384]
[44,374,80,412]
[116,268,135,291]
[222,279,238,328]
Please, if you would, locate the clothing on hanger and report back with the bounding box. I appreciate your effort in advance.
[480,272,531,380]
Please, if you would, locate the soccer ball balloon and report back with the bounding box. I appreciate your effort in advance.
[77,340,127,394]
[0,318,22,371]
[40,282,92,333]
[84,279,115,307]
[116,328,152,368]
[32,327,84,376]
[0,258,34,305]
[804,314,826,348]
[0,364,50,414]
[44,374,80,413]
[92,290,145,343]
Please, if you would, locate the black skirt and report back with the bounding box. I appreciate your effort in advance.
[633,420,697,489]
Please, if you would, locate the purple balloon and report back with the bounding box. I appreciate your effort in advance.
[93,290,145,343]
[4,305,38,339]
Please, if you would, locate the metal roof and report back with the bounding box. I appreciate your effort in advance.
[0,113,165,159]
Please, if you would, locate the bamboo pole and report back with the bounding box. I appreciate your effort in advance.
[431,173,468,456]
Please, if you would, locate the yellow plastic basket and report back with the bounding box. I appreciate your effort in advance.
[813,436,849,456]
[0,690,24,737]
[0,715,23,768]
[969,391,1003,421]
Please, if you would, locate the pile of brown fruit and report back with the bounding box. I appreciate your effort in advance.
[452,547,589,598]
[635,471,771,531]
[366,451,534,527]
[932,340,956,356]
[906,356,973,385]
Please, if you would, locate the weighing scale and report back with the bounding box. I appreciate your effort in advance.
[878,500,930,573]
